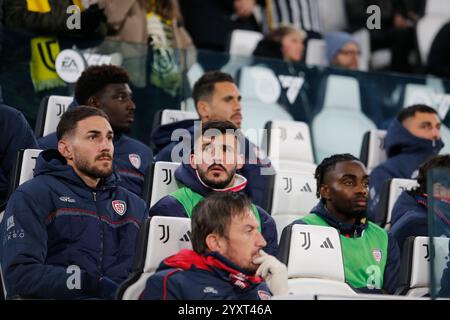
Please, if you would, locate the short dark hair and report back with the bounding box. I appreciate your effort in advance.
[192,71,235,106]
[74,65,130,105]
[191,192,252,255]
[397,104,438,124]
[56,106,109,140]
[314,153,360,199]
[414,155,450,194]
[192,120,243,154]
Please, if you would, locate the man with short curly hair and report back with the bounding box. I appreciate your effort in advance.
[39,65,152,198]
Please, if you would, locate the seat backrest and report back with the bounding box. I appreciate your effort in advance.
[157,109,198,127]
[0,263,5,300]
[8,149,42,196]
[143,162,181,207]
[119,216,192,300]
[262,120,315,165]
[305,39,327,67]
[229,29,263,56]
[359,130,387,173]
[378,178,419,229]
[279,224,345,282]
[35,95,73,138]
[425,0,450,16]
[397,236,450,297]
[416,15,449,64]
[317,0,348,32]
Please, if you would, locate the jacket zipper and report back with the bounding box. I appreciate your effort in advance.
[93,191,104,276]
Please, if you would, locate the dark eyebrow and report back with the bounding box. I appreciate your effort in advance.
[87,130,101,135]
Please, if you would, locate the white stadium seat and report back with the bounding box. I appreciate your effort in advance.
[359,130,387,173]
[35,95,73,138]
[143,162,181,207]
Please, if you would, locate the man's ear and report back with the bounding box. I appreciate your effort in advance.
[189,153,197,170]
[87,96,99,108]
[320,184,330,201]
[196,101,210,122]
[58,139,73,160]
[205,233,224,254]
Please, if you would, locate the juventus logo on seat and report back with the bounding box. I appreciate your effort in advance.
[56,103,66,116]
[162,168,172,185]
[423,243,430,261]
[179,230,191,242]
[320,237,334,249]
[300,182,312,192]
[279,127,287,142]
[283,177,292,193]
[158,224,170,243]
[294,131,304,140]
[169,116,177,123]
[31,156,38,174]
[300,231,311,250]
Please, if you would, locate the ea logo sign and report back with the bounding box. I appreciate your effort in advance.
[55,49,87,83]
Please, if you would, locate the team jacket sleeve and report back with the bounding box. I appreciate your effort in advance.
[383,233,401,294]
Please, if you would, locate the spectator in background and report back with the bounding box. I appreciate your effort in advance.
[325,31,360,70]
[390,155,450,254]
[150,71,274,208]
[253,25,305,62]
[0,101,38,206]
[345,0,424,73]
[427,21,450,80]
[149,120,278,256]
[0,107,148,299]
[142,192,287,300]
[287,153,400,294]
[38,65,152,199]
[368,105,444,222]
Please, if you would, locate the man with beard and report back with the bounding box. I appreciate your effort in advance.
[149,120,278,255]
[151,70,273,209]
[0,107,149,299]
[284,154,400,294]
[142,192,288,300]
[39,65,152,198]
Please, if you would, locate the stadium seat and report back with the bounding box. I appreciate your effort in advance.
[34,95,73,138]
[377,178,419,230]
[262,120,316,172]
[8,149,43,197]
[278,224,357,296]
[143,162,181,207]
[229,29,263,57]
[312,75,377,162]
[359,130,387,173]
[424,0,450,16]
[151,109,198,146]
[238,65,294,146]
[396,236,450,297]
[266,170,318,240]
[305,39,327,67]
[0,264,5,300]
[117,216,192,300]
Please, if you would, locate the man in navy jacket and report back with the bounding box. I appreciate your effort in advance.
[38,65,152,198]
[0,107,148,299]
[150,120,278,255]
[0,103,38,206]
[142,192,288,300]
[151,70,274,209]
[368,104,444,222]
[390,154,450,254]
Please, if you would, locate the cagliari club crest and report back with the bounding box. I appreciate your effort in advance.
[372,248,382,264]
[112,200,127,216]
[129,153,141,169]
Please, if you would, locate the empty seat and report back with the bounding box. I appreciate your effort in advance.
[262,120,316,172]
[239,65,294,146]
[396,236,450,297]
[377,178,419,230]
[278,224,357,296]
[416,15,449,64]
[359,130,387,173]
[117,216,192,300]
[266,170,318,240]
[312,75,377,162]
[229,29,263,57]
[305,39,327,67]
[8,149,42,197]
[143,162,181,207]
[35,96,73,138]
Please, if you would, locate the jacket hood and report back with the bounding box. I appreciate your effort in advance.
[390,190,425,225]
[175,162,247,196]
[384,119,443,158]
[34,149,120,191]
[160,249,263,285]
[311,201,369,237]
[151,119,198,151]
